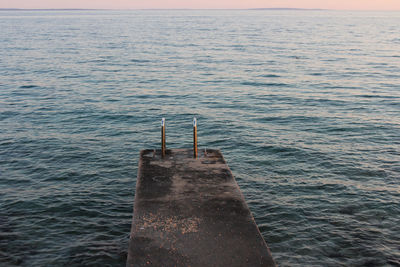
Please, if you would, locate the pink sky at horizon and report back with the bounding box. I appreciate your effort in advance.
[1,0,400,11]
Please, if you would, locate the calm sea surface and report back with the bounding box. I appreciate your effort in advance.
[1,10,399,266]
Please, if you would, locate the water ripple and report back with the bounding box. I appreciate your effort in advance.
[1,9,400,267]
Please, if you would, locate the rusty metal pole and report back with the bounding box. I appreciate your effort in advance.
[193,117,198,158]
[161,118,166,157]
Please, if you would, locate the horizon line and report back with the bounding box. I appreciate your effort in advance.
[1,7,399,12]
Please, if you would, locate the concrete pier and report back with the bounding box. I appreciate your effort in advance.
[127,149,275,267]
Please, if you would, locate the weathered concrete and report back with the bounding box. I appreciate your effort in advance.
[127,149,275,267]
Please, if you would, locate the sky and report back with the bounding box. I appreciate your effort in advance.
[1,0,400,11]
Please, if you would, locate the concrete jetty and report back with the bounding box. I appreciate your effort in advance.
[127,148,275,267]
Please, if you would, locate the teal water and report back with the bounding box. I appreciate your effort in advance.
[1,10,399,266]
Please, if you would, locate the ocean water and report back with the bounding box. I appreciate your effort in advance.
[1,9,399,266]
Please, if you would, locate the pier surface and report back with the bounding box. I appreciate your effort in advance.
[127,149,275,267]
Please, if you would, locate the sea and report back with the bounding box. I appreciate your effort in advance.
[0,9,399,266]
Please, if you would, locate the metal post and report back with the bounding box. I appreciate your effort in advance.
[161,118,166,157]
[193,117,198,158]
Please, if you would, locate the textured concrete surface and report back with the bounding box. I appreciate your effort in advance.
[127,149,275,267]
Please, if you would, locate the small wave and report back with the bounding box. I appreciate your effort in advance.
[33,69,55,74]
[254,115,322,124]
[322,58,344,62]
[135,94,175,99]
[310,72,323,76]
[0,111,19,120]
[130,59,150,63]
[241,81,290,87]
[60,75,88,79]
[258,74,281,78]
[357,94,398,99]
[89,59,107,63]
[324,85,361,90]
[138,79,161,84]
[387,258,400,266]
[338,204,358,215]
[19,85,38,89]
